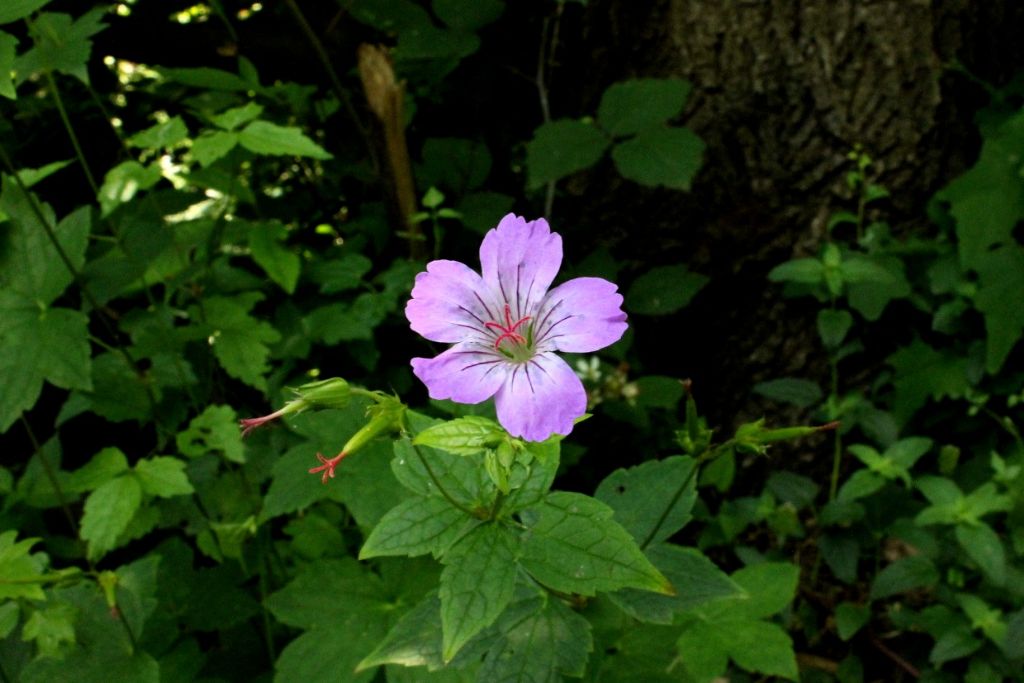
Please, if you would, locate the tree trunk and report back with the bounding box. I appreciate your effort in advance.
[566,0,1024,427]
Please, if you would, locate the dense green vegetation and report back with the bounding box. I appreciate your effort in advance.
[1,2,1022,682]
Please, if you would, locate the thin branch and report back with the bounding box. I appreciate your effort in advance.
[46,71,100,196]
[19,417,78,539]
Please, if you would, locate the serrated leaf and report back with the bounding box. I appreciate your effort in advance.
[626,264,707,315]
[525,119,608,189]
[266,558,388,630]
[941,109,1024,269]
[727,562,799,619]
[725,620,798,679]
[598,78,691,137]
[360,496,474,559]
[887,339,969,424]
[595,456,697,546]
[195,294,281,391]
[307,252,373,294]
[0,295,91,433]
[358,593,445,671]
[973,245,1024,373]
[238,120,331,159]
[210,102,264,131]
[0,179,90,304]
[67,447,129,493]
[176,404,245,463]
[0,0,52,25]
[478,595,593,682]
[15,8,106,84]
[80,475,142,561]
[611,126,704,189]
[97,160,161,217]
[191,130,238,167]
[0,531,45,600]
[0,31,17,99]
[520,492,672,597]
[609,543,743,624]
[955,523,1006,585]
[413,416,504,456]
[248,220,300,294]
[22,603,76,657]
[134,457,193,498]
[440,523,519,661]
[80,351,148,423]
[127,116,188,149]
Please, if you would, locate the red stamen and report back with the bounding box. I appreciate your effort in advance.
[485,303,531,350]
[309,451,348,484]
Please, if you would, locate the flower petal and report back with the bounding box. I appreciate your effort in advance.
[479,214,562,319]
[411,343,509,404]
[494,353,586,442]
[406,259,495,344]
[533,277,628,353]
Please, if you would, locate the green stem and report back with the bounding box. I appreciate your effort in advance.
[488,492,506,521]
[46,71,100,196]
[0,568,82,585]
[409,443,479,518]
[20,417,79,539]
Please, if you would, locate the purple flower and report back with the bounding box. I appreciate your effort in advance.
[406,214,628,441]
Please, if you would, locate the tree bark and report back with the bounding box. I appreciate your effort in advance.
[568,0,1024,426]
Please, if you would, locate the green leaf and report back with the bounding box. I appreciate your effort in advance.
[248,220,300,294]
[611,126,704,189]
[973,245,1024,373]
[0,31,17,99]
[753,378,823,408]
[307,252,373,294]
[0,531,45,600]
[237,120,331,159]
[67,447,129,493]
[846,255,911,321]
[725,620,798,679]
[97,160,161,217]
[478,595,593,681]
[432,0,503,31]
[594,456,697,545]
[194,294,281,391]
[157,66,250,91]
[418,137,492,192]
[940,109,1024,269]
[358,593,444,671]
[210,102,264,131]
[835,602,870,641]
[134,457,193,498]
[728,562,799,619]
[0,0,51,25]
[0,179,90,304]
[0,296,91,433]
[626,264,707,315]
[955,523,1006,585]
[525,119,609,188]
[818,533,859,583]
[768,258,825,285]
[360,496,474,559]
[127,116,189,149]
[176,404,245,463]
[0,600,18,638]
[457,191,516,235]
[191,130,238,167]
[817,309,853,349]
[439,523,519,661]
[14,159,73,188]
[520,492,672,597]
[15,8,106,84]
[22,603,76,657]
[632,375,685,409]
[887,339,969,424]
[413,416,505,456]
[266,558,388,629]
[80,351,148,423]
[80,475,142,561]
[609,543,743,624]
[597,78,691,137]
[870,555,938,600]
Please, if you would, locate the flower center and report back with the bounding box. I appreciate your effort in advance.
[485,303,533,359]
